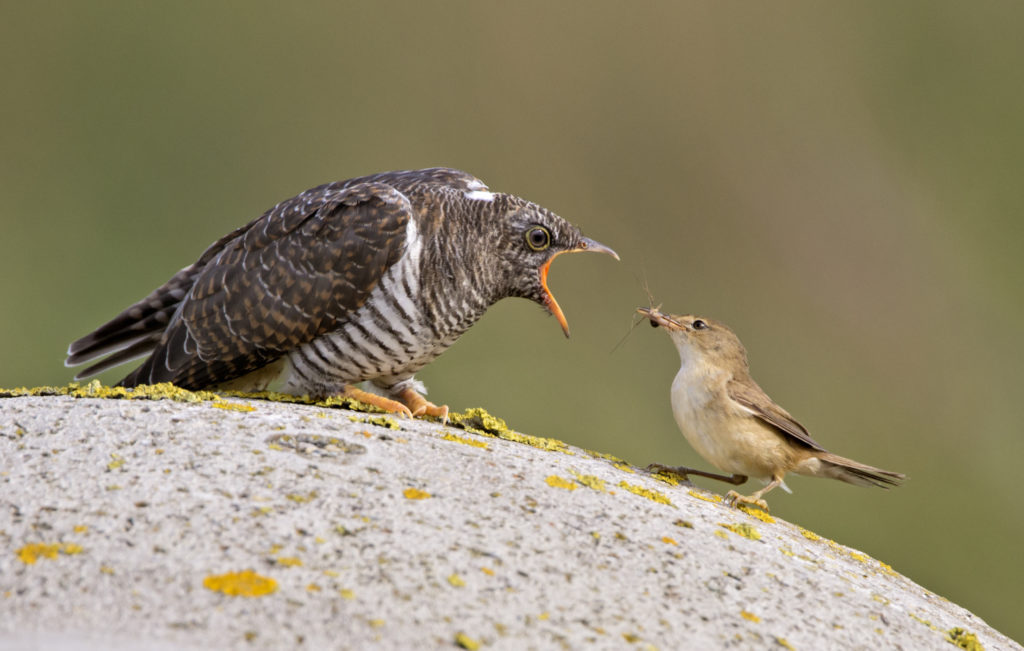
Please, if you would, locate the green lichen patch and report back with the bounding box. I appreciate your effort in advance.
[946,627,983,650]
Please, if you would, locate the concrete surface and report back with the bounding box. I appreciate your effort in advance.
[0,388,1016,650]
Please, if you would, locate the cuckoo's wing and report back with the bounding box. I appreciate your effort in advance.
[70,181,413,389]
[727,377,827,452]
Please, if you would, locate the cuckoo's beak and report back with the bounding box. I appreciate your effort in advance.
[540,237,619,338]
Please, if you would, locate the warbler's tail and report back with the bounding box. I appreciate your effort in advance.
[816,452,905,489]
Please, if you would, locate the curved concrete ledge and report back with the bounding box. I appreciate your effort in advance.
[0,392,1015,650]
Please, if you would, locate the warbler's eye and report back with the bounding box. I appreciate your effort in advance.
[525,226,551,251]
[692,319,708,330]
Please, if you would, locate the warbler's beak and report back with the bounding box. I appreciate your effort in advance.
[637,306,676,329]
[540,237,619,338]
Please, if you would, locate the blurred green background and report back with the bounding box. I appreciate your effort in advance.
[2,1,1022,642]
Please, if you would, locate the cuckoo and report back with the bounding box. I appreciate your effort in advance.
[65,168,618,420]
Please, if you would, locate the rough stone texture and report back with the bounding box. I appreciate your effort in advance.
[0,394,1017,650]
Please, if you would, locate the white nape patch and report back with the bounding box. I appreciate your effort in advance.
[464,190,495,202]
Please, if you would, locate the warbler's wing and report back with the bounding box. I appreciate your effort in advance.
[727,377,827,451]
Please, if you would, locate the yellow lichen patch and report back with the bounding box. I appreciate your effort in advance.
[454,632,481,650]
[275,556,303,567]
[720,523,761,541]
[100,565,115,575]
[872,594,890,605]
[612,461,636,474]
[16,542,81,564]
[211,400,256,412]
[107,453,125,470]
[369,619,385,628]
[220,389,379,414]
[674,519,694,529]
[775,636,796,650]
[661,536,678,546]
[306,583,321,592]
[585,449,627,464]
[570,471,607,492]
[16,543,58,564]
[849,551,869,563]
[286,491,318,503]
[403,487,432,500]
[910,613,937,630]
[798,527,821,542]
[877,561,899,577]
[740,610,761,623]
[502,431,568,453]
[449,407,570,453]
[73,525,89,534]
[448,573,466,587]
[340,589,355,600]
[714,530,730,540]
[737,504,776,523]
[946,627,983,650]
[481,567,495,576]
[622,633,641,643]
[203,570,277,597]
[448,407,510,436]
[545,475,577,491]
[618,481,673,506]
[442,433,490,449]
[688,490,723,504]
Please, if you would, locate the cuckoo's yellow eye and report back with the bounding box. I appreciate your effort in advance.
[525,226,551,251]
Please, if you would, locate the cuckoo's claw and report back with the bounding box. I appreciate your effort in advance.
[396,387,450,424]
[340,385,414,418]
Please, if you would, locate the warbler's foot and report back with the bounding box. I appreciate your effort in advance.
[725,490,769,512]
[648,464,747,486]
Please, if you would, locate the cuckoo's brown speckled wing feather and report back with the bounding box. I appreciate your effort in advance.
[113,181,413,389]
[727,377,827,451]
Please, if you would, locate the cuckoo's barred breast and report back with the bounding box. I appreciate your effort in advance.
[66,168,618,414]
